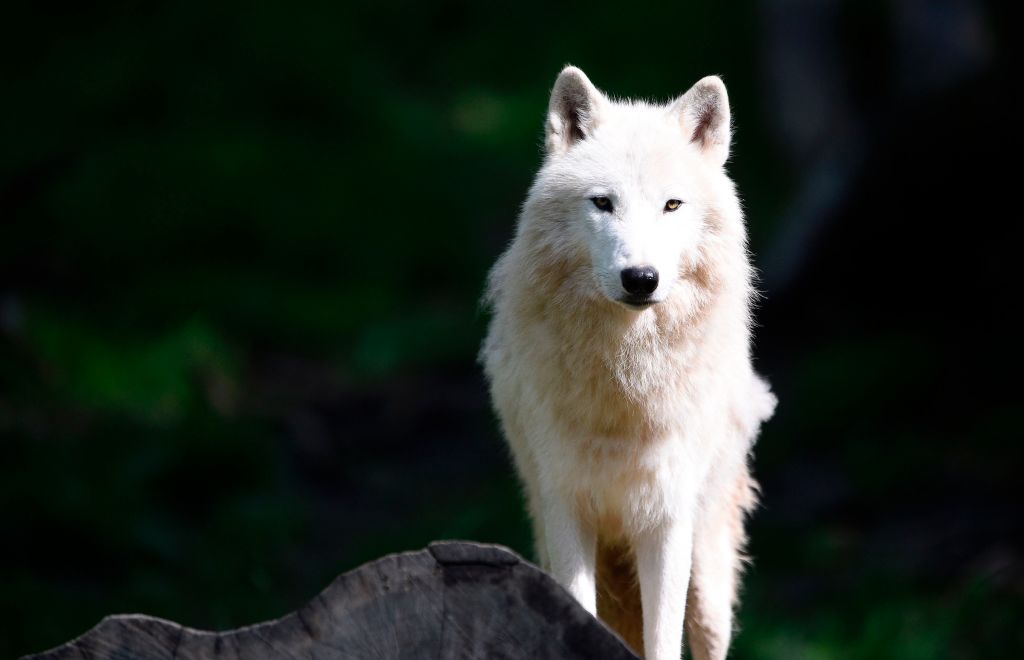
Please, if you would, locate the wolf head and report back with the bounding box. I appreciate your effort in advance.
[524,66,738,313]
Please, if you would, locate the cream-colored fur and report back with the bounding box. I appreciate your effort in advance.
[481,66,775,660]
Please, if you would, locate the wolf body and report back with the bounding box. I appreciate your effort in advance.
[481,67,775,660]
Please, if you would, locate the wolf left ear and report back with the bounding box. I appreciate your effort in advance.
[672,76,731,167]
[546,66,607,155]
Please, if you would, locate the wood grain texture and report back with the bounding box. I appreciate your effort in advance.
[24,541,639,660]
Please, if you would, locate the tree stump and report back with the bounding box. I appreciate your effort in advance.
[24,541,639,659]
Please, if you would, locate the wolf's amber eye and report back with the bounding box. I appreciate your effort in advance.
[591,196,613,212]
[664,199,683,212]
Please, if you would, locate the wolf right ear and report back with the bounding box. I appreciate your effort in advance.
[546,66,607,155]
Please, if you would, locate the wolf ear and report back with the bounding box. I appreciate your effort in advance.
[672,76,731,167]
[546,66,607,155]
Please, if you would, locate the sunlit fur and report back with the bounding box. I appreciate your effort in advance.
[481,67,775,660]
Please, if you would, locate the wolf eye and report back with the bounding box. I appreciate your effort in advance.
[664,199,683,212]
[591,196,613,212]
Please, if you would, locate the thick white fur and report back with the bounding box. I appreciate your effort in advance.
[481,66,775,660]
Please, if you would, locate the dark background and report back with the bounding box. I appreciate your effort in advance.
[2,1,1019,658]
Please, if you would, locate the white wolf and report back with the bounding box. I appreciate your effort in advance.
[481,67,775,660]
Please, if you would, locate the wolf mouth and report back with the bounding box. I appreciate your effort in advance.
[619,297,658,310]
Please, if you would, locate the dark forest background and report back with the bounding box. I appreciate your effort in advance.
[2,1,1020,658]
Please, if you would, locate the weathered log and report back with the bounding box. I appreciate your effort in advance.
[24,541,639,659]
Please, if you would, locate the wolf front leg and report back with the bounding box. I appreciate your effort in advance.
[636,517,694,660]
[540,492,597,614]
[684,515,737,660]
[685,466,756,660]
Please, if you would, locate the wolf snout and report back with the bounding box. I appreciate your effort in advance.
[620,266,659,297]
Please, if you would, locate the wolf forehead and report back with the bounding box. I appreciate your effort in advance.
[541,113,707,202]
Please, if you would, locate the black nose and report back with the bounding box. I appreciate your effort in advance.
[620,266,659,296]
